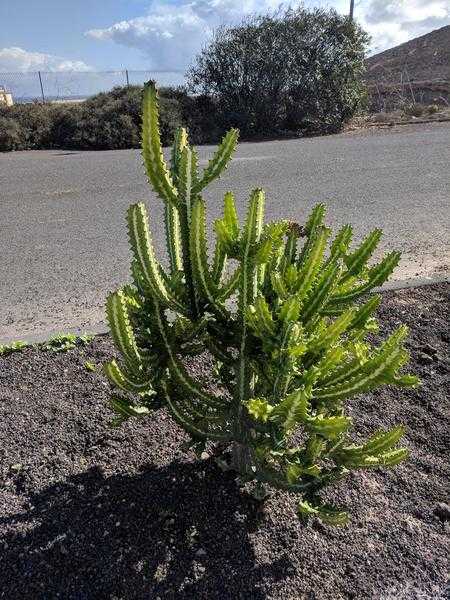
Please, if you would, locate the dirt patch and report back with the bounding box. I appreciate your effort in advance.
[0,284,449,600]
[346,110,450,133]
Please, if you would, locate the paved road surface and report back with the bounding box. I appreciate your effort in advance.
[1,122,449,342]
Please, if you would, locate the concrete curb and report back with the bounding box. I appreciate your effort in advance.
[2,273,448,346]
[361,117,450,129]
[374,272,450,291]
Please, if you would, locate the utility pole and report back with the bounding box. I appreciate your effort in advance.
[125,69,130,87]
[349,0,355,20]
[38,71,45,103]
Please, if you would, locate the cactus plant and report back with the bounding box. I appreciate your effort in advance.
[104,82,419,525]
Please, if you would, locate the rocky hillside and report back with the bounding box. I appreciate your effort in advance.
[366,25,450,85]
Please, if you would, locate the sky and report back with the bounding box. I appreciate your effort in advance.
[0,0,449,75]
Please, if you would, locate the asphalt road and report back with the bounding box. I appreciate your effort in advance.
[1,122,449,342]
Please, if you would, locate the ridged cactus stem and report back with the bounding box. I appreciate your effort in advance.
[233,190,265,450]
[179,199,199,319]
[164,203,183,273]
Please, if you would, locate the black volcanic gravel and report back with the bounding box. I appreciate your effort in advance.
[0,283,449,600]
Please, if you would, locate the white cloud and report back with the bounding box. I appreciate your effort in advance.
[0,47,92,72]
[359,0,450,53]
[86,0,298,72]
[86,0,450,70]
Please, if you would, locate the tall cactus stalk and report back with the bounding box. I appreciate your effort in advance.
[104,83,419,525]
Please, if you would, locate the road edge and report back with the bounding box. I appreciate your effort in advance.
[2,273,448,346]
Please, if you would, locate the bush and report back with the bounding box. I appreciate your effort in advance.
[0,85,186,151]
[49,104,84,148]
[0,116,23,151]
[67,108,140,150]
[161,88,223,144]
[0,103,56,150]
[58,86,184,150]
[103,84,418,526]
[188,8,369,136]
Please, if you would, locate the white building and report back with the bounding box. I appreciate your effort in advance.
[0,86,14,106]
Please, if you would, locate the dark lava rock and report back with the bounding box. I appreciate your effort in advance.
[420,343,438,356]
[0,282,449,600]
[434,502,450,522]
[417,351,434,365]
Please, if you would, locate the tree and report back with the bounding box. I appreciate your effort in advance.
[188,8,369,136]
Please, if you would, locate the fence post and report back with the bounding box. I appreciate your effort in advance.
[125,69,130,87]
[38,71,45,102]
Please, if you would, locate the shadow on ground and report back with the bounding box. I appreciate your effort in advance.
[1,460,293,599]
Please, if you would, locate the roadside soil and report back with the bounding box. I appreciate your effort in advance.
[0,283,449,600]
[346,107,450,131]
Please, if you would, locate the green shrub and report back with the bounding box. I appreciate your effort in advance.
[65,87,140,149]
[49,104,84,148]
[0,340,28,355]
[188,8,369,136]
[2,103,56,148]
[0,116,23,151]
[42,333,93,353]
[162,88,223,144]
[0,85,186,151]
[67,110,139,150]
[67,85,184,149]
[103,85,418,525]
[0,103,57,150]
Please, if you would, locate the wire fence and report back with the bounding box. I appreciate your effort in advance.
[0,70,186,103]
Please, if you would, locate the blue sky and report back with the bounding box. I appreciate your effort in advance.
[1,0,449,74]
[0,1,155,71]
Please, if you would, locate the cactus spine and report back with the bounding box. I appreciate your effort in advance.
[104,83,419,525]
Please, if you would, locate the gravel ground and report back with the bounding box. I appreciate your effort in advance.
[0,283,449,600]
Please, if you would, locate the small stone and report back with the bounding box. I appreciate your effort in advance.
[164,518,175,529]
[434,502,450,522]
[188,526,198,538]
[195,548,207,557]
[421,343,437,356]
[417,352,433,365]
[154,564,167,582]
[200,451,210,460]
[10,463,23,472]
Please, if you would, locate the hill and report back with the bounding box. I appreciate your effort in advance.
[366,25,450,85]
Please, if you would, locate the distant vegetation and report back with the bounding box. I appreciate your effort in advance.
[0,84,228,151]
[188,8,369,137]
[0,87,185,151]
[0,7,370,152]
